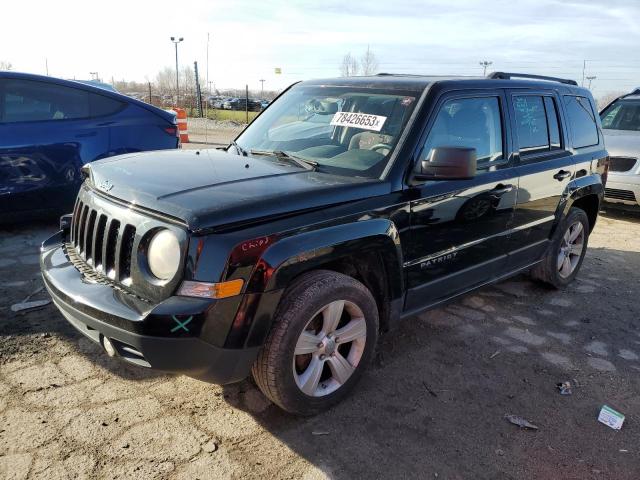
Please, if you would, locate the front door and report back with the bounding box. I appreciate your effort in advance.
[405,91,517,312]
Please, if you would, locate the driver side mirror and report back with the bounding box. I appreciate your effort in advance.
[414,146,477,181]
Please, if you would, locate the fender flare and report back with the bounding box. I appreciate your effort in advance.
[248,218,404,300]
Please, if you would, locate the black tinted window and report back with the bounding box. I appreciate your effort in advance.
[1,79,89,122]
[422,97,503,168]
[564,95,599,148]
[600,100,640,131]
[513,96,549,152]
[544,97,561,148]
[89,93,125,117]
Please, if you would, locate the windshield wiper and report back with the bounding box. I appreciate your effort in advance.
[249,149,317,171]
[230,141,247,156]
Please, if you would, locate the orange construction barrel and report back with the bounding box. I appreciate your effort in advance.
[172,108,189,143]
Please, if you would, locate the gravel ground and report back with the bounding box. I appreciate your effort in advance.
[1,201,639,479]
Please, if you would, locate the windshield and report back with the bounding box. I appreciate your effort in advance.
[600,100,640,131]
[233,85,420,178]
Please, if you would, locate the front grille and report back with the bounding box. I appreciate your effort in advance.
[71,199,136,284]
[605,188,637,202]
[66,185,187,303]
[609,157,637,172]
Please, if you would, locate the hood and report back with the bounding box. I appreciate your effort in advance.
[603,129,640,158]
[86,149,388,231]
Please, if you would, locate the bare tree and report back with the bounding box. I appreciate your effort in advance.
[156,67,176,97]
[340,53,359,77]
[597,91,626,110]
[360,46,379,76]
[0,61,12,71]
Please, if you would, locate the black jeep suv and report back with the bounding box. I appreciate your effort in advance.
[41,72,608,415]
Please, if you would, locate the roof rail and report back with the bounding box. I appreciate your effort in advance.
[488,72,578,86]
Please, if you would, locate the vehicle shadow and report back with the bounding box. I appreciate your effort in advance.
[600,204,640,223]
[219,246,640,479]
[0,220,164,381]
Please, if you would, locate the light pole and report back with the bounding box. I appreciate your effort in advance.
[479,60,493,76]
[259,79,265,98]
[170,36,184,105]
[586,75,596,89]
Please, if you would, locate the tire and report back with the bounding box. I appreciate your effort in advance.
[531,207,590,288]
[252,270,379,416]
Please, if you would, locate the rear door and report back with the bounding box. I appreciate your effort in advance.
[0,78,110,216]
[505,90,576,267]
[404,90,518,311]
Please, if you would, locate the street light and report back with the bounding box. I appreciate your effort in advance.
[170,36,184,105]
[479,60,493,76]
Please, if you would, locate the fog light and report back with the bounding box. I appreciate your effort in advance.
[102,336,117,357]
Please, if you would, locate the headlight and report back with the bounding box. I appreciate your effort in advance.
[147,229,181,280]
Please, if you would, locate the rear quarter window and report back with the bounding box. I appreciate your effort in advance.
[564,95,599,148]
[89,93,126,117]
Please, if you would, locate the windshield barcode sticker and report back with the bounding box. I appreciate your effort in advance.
[330,112,387,132]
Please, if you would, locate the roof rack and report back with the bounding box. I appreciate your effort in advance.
[488,72,578,86]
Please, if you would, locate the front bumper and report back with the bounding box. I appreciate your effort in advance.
[604,174,640,207]
[41,231,260,384]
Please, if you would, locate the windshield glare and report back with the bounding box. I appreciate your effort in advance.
[235,85,419,178]
[600,100,640,131]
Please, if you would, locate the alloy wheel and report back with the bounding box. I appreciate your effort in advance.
[557,221,585,278]
[292,300,367,397]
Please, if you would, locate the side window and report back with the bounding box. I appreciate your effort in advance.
[564,95,599,148]
[421,97,503,169]
[513,96,549,153]
[1,79,89,122]
[89,93,126,117]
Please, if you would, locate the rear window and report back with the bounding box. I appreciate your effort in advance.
[89,93,125,117]
[600,100,640,131]
[564,95,599,148]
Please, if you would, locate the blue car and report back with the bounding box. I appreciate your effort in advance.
[0,72,180,222]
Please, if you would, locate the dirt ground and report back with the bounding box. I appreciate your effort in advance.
[1,155,640,478]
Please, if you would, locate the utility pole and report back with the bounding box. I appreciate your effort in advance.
[259,79,265,98]
[586,75,596,89]
[581,59,587,87]
[45,58,49,76]
[148,82,152,104]
[170,36,184,105]
[479,60,493,76]
[194,61,203,118]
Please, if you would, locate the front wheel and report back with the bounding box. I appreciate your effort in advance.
[252,270,379,415]
[531,207,590,288]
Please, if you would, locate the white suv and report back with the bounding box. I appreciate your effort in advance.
[600,88,640,207]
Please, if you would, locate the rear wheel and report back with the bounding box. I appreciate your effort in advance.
[531,207,590,288]
[252,270,379,415]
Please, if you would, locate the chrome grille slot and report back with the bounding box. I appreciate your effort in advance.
[93,214,108,270]
[85,210,97,264]
[104,219,121,279]
[119,224,136,283]
[78,205,89,255]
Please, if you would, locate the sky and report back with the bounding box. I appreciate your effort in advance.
[1,0,639,97]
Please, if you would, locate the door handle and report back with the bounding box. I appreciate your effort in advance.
[489,184,514,195]
[553,170,572,181]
